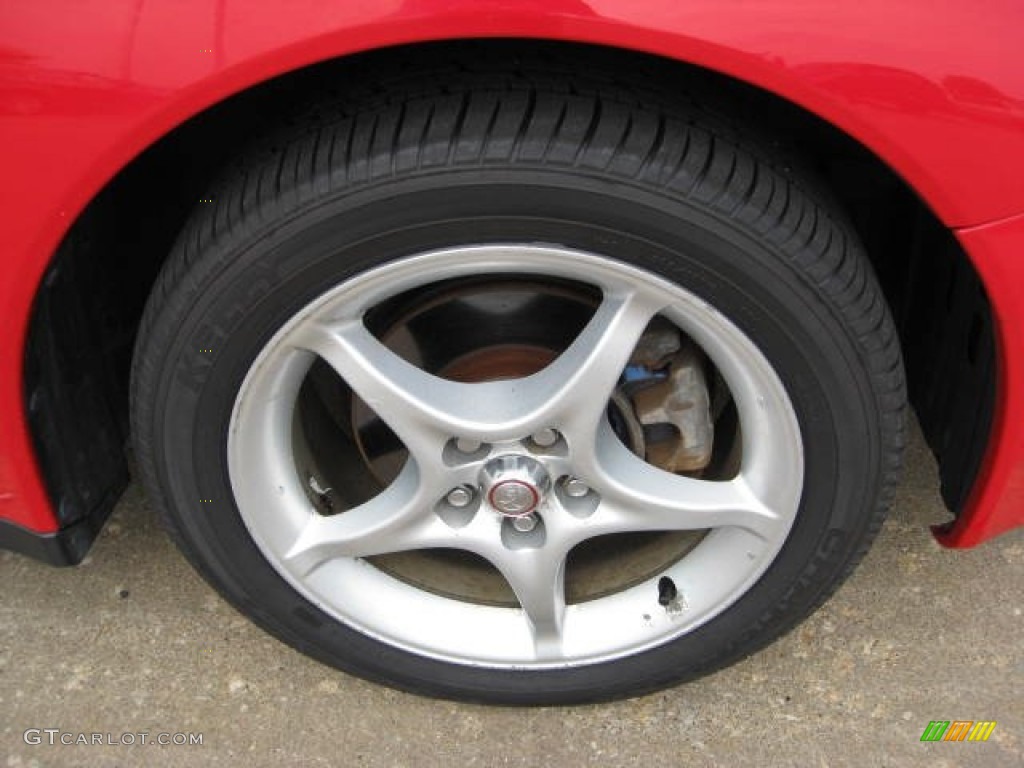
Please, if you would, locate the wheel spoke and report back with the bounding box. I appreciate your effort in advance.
[488,548,568,661]
[524,289,664,434]
[291,319,509,450]
[585,420,784,540]
[282,463,446,575]
[293,287,661,450]
[293,318,602,448]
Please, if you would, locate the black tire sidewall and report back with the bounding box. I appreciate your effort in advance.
[142,173,882,703]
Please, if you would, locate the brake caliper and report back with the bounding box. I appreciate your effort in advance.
[624,321,714,474]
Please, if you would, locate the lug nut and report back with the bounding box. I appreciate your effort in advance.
[455,438,482,454]
[531,428,559,448]
[512,514,538,533]
[446,486,474,508]
[564,478,590,498]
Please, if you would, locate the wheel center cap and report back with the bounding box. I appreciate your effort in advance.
[479,454,551,518]
[489,480,539,516]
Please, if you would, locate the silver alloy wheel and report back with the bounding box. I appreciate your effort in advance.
[227,244,804,668]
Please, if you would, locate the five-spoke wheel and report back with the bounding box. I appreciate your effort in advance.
[228,245,802,666]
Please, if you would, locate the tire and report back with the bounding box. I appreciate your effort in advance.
[131,61,906,705]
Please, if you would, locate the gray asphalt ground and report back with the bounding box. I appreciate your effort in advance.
[1,419,1021,767]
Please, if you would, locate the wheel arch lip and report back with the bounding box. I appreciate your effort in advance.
[936,212,1024,548]
[2,0,1022,547]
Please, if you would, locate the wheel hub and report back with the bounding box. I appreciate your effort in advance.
[479,454,551,518]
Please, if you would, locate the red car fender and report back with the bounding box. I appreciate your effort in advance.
[940,212,1024,547]
[1,0,1022,542]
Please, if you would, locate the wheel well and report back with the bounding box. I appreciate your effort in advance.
[23,39,994,533]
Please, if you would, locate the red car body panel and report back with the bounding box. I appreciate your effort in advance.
[939,212,1024,547]
[1,0,1022,544]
